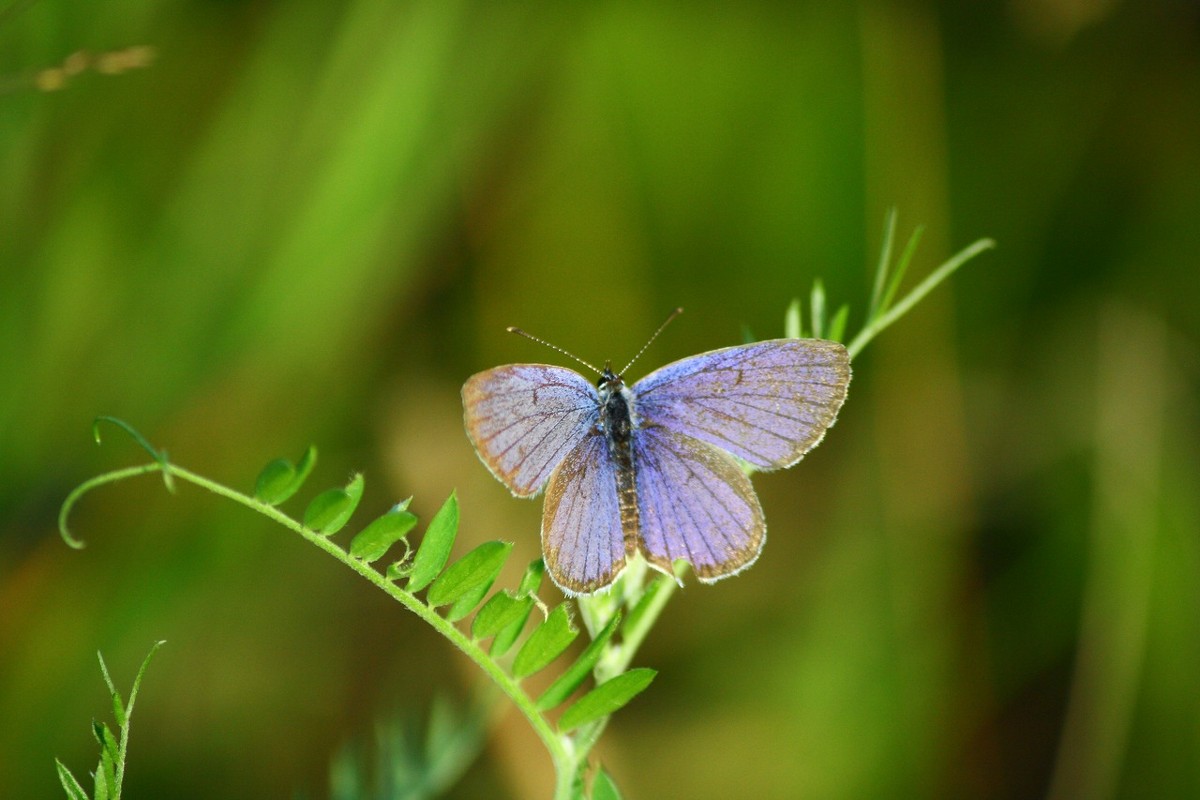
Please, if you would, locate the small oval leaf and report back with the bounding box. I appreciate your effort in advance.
[592,767,623,800]
[490,602,534,657]
[350,508,418,562]
[294,445,318,484]
[344,472,365,499]
[518,558,545,595]
[253,445,318,504]
[513,604,578,679]
[446,580,494,623]
[427,541,512,608]
[303,488,351,533]
[473,591,532,640]
[254,458,296,505]
[558,668,656,732]
[303,473,364,535]
[536,611,622,711]
[407,491,459,593]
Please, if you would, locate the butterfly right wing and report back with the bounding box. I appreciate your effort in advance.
[634,425,765,583]
[462,365,600,497]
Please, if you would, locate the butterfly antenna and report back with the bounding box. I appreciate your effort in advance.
[620,307,683,374]
[507,326,603,376]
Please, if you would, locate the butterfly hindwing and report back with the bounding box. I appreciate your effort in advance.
[462,365,599,497]
[542,431,627,595]
[632,339,850,470]
[634,426,765,583]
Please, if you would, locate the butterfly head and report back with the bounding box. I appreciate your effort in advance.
[597,361,635,441]
[597,361,625,392]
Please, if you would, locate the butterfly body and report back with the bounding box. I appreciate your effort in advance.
[596,366,642,556]
[463,338,851,595]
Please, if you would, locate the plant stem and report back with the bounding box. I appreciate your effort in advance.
[60,461,572,781]
[59,464,163,548]
[112,640,164,800]
[561,572,680,785]
[612,574,677,675]
[846,237,995,358]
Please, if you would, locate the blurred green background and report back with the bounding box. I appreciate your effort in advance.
[3,1,1198,797]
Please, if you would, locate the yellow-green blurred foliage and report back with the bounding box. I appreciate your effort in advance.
[2,1,1197,798]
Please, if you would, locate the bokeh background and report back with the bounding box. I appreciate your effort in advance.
[2,1,1198,797]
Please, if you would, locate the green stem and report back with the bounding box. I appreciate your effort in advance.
[59,461,571,780]
[561,572,680,786]
[612,574,677,675]
[553,753,578,800]
[112,640,164,800]
[59,464,163,548]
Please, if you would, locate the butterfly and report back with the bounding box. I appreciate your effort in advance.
[461,310,851,596]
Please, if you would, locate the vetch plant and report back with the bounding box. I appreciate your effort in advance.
[57,213,992,799]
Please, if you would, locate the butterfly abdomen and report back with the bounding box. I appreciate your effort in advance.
[599,375,641,554]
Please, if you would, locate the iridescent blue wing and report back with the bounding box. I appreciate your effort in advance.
[462,365,599,497]
[542,431,626,595]
[634,426,764,582]
[631,339,850,470]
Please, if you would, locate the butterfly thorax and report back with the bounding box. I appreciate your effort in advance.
[598,366,640,554]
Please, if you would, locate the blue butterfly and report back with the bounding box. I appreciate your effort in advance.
[463,311,850,595]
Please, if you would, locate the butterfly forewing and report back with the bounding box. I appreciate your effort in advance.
[542,432,627,595]
[462,365,599,497]
[632,339,850,470]
[633,426,765,582]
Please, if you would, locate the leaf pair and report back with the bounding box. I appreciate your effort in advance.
[378,491,515,625]
[471,559,545,658]
[534,612,657,733]
[255,449,375,541]
[252,449,426,572]
[253,450,512,621]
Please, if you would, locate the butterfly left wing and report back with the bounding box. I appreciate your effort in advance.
[633,426,764,582]
[462,364,599,497]
[632,338,850,470]
[542,431,626,595]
